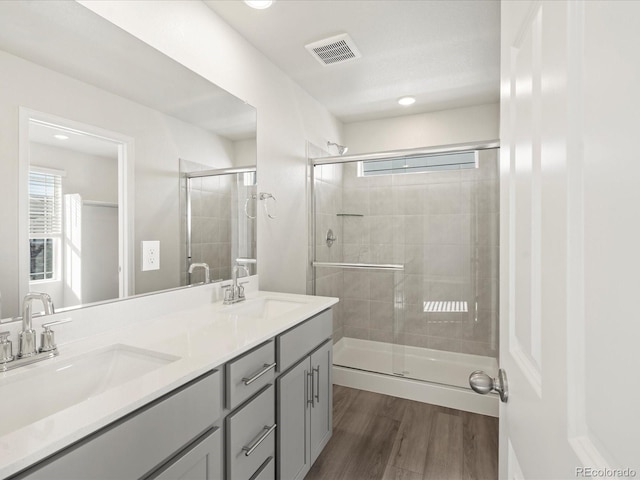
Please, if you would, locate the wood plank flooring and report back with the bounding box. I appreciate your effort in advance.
[306,386,498,480]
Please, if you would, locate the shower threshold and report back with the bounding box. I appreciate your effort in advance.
[333,337,499,416]
[333,337,497,390]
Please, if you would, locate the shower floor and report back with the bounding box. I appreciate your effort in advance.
[333,337,498,390]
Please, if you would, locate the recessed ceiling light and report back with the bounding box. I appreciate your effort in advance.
[53,134,69,140]
[244,0,273,9]
[398,96,416,106]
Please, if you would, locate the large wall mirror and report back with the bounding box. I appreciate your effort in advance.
[0,1,257,320]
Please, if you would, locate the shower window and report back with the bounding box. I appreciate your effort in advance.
[359,151,477,176]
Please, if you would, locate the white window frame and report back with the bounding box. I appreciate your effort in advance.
[357,150,479,177]
[28,166,65,284]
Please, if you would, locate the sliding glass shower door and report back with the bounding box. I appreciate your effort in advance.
[311,159,407,376]
[310,144,500,390]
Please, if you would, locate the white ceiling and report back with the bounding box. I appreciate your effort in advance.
[205,0,500,124]
[30,122,119,159]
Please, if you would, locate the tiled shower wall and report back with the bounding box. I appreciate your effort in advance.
[313,149,499,358]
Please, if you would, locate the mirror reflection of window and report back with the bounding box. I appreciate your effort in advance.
[28,168,63,283]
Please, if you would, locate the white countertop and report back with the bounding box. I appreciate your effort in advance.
[0,288,338,478]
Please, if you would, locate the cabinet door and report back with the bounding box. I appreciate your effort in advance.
[277,357,311,480]
[309,340,332,464]
[152,428,222,480]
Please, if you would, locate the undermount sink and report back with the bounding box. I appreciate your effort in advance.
[0,344,179,436]
[223,297,307,320]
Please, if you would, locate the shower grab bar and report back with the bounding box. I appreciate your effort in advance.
[312,261,404,271]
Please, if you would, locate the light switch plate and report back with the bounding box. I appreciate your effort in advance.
[141,240,160,271]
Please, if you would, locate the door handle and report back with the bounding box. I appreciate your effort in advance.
[469,369,508,403]
[307,370,315,406]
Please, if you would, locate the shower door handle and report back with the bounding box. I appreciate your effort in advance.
[469,369,508,403]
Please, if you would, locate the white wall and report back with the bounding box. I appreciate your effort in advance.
[344,103,499,154]
[0,49,234,318]
[78,0,344,295]
[234,138,257,168]
[30,143,118,203]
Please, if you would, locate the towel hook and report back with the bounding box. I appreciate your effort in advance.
[259,192,277,219]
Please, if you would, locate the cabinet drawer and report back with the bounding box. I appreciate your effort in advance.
[19,370,222,480]
[250,456,275,480]
[226,340,276,410]
[226,385,275,480]
[277,309,332,372]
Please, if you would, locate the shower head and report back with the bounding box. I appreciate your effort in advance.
[327,141,348,155]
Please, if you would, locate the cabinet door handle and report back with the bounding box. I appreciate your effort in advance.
[242,424,277,457]
[242,362,277,386]
[313,366,320,404]
[307,370,314,406]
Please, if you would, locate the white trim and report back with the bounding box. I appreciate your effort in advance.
[508,440,526,480]
[569,435,611,470]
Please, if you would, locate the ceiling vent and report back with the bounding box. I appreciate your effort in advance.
[305,33,361,66]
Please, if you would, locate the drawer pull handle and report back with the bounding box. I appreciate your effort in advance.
[243,362,277,386]
[242,424,277,457]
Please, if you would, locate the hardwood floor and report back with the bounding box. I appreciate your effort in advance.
[306,386,498,480]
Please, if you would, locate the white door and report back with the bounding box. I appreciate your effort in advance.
[499,1,640,478]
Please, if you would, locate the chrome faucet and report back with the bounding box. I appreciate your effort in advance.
[19,292,54,358]
[188,262,210,284]
[222,264,250,305]
[0,292,70,372]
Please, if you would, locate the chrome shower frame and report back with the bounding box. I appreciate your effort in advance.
[184,165,256,284]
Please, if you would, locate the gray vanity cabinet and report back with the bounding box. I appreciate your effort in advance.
[8,307,334,480]
[13,371,223,480]
[276,309,333,480]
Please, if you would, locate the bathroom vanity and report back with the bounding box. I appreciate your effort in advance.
[0,281,337,480]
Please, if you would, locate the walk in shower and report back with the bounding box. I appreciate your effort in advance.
[180,161,257,286]
[309,142,499,410]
